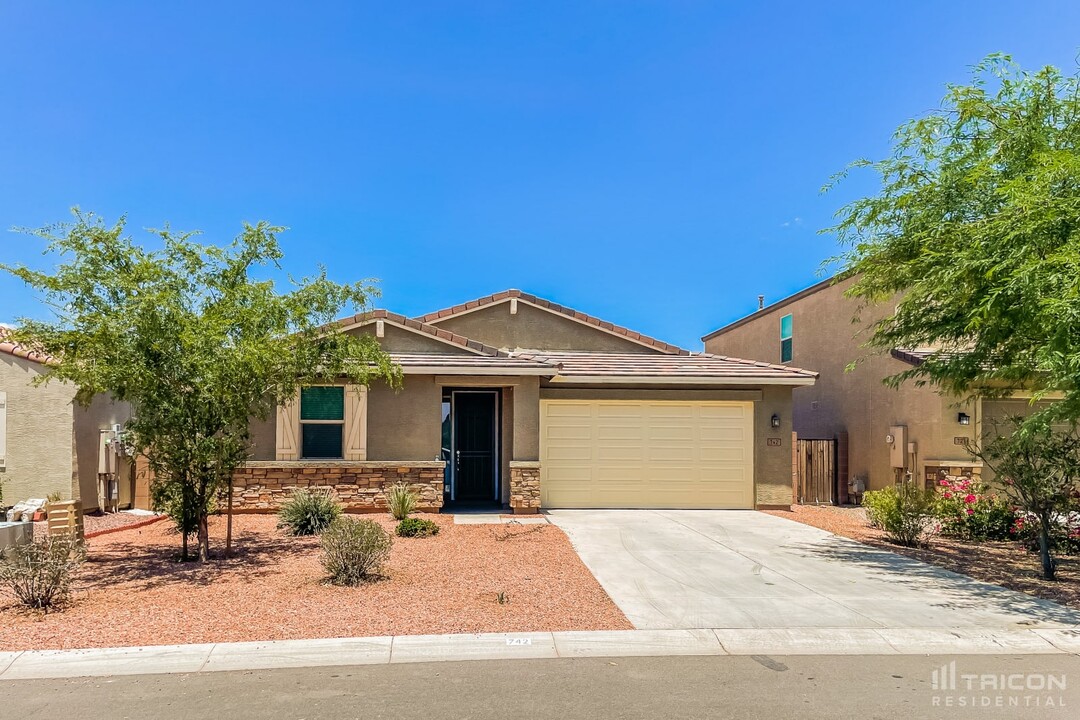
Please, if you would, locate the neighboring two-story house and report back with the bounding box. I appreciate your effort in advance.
[0,330,134,512]
[702,275,1038,497]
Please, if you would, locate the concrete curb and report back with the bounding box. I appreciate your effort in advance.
[1,627,1077,681]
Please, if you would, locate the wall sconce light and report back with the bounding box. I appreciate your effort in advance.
[957,412,971,426]
[771,413,781,429]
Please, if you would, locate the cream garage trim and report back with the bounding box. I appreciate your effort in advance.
[540,399,755,509]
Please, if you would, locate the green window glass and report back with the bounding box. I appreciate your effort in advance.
[300,386,345,458]
[301,386,344,420]
[780,314,793,363]
[302,424,344,459]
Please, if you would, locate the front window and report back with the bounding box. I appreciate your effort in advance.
[300,386,345,459]
[780,313,793,363]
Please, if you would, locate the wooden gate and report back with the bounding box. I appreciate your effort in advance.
[795,439,835,505]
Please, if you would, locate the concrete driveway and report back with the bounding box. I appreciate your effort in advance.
[547,509,1080,630]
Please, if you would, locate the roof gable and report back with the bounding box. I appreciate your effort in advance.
[416,290,689,355]
[335,310,512,357]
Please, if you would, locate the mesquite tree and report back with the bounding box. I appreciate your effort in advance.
[3,210,400,561]
[828,55,1080,427]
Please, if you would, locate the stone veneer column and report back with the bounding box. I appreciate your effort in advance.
[509,461,542,514]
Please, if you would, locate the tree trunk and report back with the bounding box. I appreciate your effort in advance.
[197,511,210,562]
[1039,515,1056,581]
[225,479,234,558]
[181,530,189,562]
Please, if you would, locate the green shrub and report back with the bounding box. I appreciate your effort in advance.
[321,518,392,585]
[863,484,938,547]
[396,517,440,538]
[277,488,342,536]
[0,533,87,610]
[386,483,418,521]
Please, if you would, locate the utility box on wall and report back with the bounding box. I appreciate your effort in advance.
[888,425,908,469]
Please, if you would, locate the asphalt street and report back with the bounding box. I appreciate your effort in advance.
[3,654,1077,719]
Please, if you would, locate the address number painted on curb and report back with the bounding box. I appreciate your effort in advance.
[506,638,533,646]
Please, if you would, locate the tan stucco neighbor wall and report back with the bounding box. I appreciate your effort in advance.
[0,354,76,504]
[705,276,980,492]
[73,395,133,511]
[431,302,660,353]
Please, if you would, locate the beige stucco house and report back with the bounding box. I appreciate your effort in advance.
[232,290,816,513]
[702,275,1038,497]
[0,332,133,511]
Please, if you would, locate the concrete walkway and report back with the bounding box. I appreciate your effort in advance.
[2,627,1080,680]
[547,509,1080,630]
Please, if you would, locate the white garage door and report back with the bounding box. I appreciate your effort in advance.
[540,400,755,509]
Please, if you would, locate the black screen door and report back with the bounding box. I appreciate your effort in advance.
[452,391,498,503]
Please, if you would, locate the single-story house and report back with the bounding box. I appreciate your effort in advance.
[234,290,817,513]
[701,275,1045,498]
[0,330,134,512]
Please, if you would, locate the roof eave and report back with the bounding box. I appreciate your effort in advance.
[546,374,817,386]
[400,365,559,376]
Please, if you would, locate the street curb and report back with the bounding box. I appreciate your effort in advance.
[1,627,1077,681]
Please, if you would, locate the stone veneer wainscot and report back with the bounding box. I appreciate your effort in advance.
[231,461,445,512]
[509,461,541,514]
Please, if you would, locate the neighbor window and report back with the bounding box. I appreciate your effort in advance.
[300,386,345,459]
[780,314,793,363]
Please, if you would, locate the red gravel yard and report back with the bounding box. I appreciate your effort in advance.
[0,514,630,651]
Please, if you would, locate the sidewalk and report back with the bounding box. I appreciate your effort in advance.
[2,626,1079,681]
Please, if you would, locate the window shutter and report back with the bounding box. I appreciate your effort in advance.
[343,385,368,461]
[276,394,300,461]
[0,390,7,469]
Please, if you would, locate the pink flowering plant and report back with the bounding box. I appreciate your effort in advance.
[933,475,1016,541]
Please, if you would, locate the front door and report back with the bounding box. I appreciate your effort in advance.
[450,390,499,504]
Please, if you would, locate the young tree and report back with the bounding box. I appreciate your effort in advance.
[968,420,1080,580]
[828,55,1080,425]
[2,210,400,561]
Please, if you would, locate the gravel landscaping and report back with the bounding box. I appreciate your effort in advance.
[0,514,630,651]
[764,505,1080,610]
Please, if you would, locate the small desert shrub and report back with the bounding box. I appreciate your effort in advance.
[396,517,440,538]
[863,484,938,547]
[386,483,418,521]
[321,518,392,585]
[277,488,342,536]
[0,534,87,610]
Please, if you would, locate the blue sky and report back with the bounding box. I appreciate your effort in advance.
[2,2,1079,349]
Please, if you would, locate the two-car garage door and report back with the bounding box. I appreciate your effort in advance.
[539,400,755,509]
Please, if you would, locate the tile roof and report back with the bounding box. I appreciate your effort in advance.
[890,348,968,367]
[0,328,58,366]
[511,351,817,384]
[415,289,690,356]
